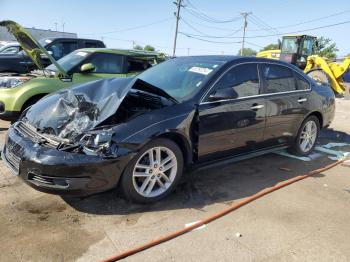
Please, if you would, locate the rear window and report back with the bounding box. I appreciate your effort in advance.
[84,41,100,48]
[296,74,310,90]
[261,64,296,93]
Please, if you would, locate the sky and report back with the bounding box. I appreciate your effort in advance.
[1,0,349,57]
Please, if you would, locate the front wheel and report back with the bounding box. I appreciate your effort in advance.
[121,138,184,203]
[291,116,320,156]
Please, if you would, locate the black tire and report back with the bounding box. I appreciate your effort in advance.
[290,115,320,156]
[307,70,330,85]
[121,138,184,203]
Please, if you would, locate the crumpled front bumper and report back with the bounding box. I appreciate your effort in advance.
[1,125,133,196]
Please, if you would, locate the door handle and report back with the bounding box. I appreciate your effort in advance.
[250,104,264,110]
[297,98,307,103]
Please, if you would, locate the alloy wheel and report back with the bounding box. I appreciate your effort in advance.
[299,120,318,153]
[132,146,178,198]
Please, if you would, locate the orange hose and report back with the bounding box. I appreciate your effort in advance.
[101,157,348,262]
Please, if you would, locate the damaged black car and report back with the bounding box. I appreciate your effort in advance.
[1,56,335,203]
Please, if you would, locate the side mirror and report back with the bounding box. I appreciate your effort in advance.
[80,63,95,73]
[208,88,236,102]
[278,39,282,49]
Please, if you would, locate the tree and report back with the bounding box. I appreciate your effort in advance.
[143,45,155,52]
[237,48,257,56]
[315,37,338,60]
[133,44,143,50]
[261,43,280,51]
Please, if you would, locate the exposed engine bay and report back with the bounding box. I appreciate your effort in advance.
[17,77,174,154]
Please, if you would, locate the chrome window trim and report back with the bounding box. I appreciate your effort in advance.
[199,61,312,105]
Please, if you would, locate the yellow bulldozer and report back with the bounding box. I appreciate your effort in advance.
[257,34,350,94]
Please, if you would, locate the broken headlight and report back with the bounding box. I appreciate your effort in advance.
[0,77,31,88]
[80,129,114,155]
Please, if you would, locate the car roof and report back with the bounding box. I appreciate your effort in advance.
[78,48,163,58]
[174,55,303,73]
[41,37,103,42]
[174,55,292,65]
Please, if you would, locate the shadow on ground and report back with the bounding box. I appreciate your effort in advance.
[64,129,349,216]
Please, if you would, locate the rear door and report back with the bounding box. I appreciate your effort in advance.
[198,63,266,162]
[259,63,311,147]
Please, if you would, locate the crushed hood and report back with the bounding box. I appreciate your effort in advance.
[0,20,67,76]
[24,77,135,139]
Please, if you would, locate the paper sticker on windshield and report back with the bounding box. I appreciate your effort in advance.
[45,39,52,44]
[76,52,88,57]
[189,66,213,75]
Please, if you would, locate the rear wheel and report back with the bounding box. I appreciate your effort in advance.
[121,138,183,203]
[291,116,320,156]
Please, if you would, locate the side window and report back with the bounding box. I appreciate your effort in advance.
[302,39,314,56]
[261,64,296,93]
[47,42,78,60]
[212,63,260,99]
[84,42,99,48]
[295,74,310,90]
[85,53,125,73]
[127,58,152,72]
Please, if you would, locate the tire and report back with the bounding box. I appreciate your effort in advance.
[121,138,184,203]
[307,70,330,85]
[290,115,320,156]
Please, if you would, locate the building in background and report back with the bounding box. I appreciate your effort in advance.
[0,26,77,41]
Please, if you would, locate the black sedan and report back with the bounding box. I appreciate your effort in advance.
[1,56,335,203]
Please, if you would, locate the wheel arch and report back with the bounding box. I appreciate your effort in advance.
[21,93,48,112]
[157,132,193,167]
[306,111,323,128]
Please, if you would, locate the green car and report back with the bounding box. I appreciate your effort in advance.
[0,21,164,121]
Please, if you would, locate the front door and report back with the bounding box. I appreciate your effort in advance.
[72,53,127,84]
[198,63,266,162]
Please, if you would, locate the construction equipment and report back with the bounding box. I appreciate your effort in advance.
[256,49,281,59]
[257,34,350,94]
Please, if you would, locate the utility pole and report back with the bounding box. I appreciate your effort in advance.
[54,22,58,31]
[172,0,182,57]
[187,48,190,56]
[240,12,252,56]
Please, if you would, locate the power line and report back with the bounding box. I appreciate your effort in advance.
[179,15,240,32]
[181,17,242,38]
[183,0,241,24]
[80,17,172,35]
[249,15,280,34]
[179,32,242,44]
[181,19,350,39]
[248,9,350,31]
[244,41,264,49]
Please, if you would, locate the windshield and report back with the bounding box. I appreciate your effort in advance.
[281,38,298,53]
[137,58,224,101]
[46,50,91,72]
